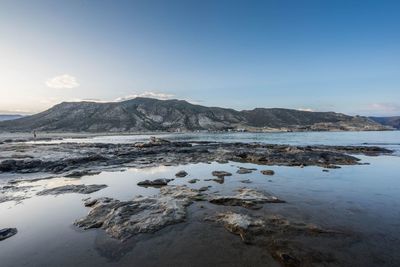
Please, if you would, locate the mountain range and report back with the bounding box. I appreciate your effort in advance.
[0,98,391,132]
[369,116,400,129]
[0,114,24,122]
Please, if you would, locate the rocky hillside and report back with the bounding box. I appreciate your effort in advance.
[0,98,388,132]
[370,116,400,129]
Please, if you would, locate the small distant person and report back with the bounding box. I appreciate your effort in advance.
[33,130,37,139]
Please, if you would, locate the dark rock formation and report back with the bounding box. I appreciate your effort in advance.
[0,228,17,241]
[175,170,188,177]
[260,170,275,175]
[37,184,107,196]
[211,212,346,267]
[236,167,256,174]
[137,178,173,187]
[211,171,232,178]
[0,139,392,175]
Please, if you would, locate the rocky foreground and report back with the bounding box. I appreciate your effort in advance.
[0,137,395,266]
[0,137,392,178]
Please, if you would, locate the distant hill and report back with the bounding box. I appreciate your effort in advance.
[0,98,389,132]
[370,116,400,129]
[0,114,24,122]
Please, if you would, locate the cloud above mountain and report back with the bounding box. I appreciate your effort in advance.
[46,74,79,89]
[115,92,174,101]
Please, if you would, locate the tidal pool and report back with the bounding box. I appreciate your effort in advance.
[1,153,400,266]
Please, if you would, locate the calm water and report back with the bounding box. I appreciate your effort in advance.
[1,131,400,266]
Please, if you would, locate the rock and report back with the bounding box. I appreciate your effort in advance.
[236,167,254,174]
[37,184,107,196]
[0,228,17,241]
[65,170,101,178]
[137,178,173,187]
[240,179,252,184]
[188,179,199,184]
[260,170,275,175]
[205,177,225,184]
[211,212,342,266]
[213,212,264,242]
[322,169,329,172]
[209,188,285,209]
[212,171,232,178]
[0,141,391,175]
[149,136,170,145]
[175,170,188,177]
[75,185,203,240]
[199,186,211,192]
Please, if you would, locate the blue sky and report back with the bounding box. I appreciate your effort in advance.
[0,0,399,116]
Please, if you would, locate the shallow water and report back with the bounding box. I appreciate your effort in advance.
[1,132,400,266]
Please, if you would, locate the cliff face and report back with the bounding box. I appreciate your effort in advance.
[0,98,388,132]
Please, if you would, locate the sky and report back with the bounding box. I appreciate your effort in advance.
[0,0,399,116]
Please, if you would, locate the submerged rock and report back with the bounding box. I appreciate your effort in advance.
[260,170,275,176]
[240,179,252,184]
[209,188,284,209]
[75,185,203,240]
[236,167,256,174]
[137,178,173,187]
[187,179,199,184]
[175,170,188,177]
[212,212,343,267]
[205,177,225,184]
[37,184,107,196]
[199,186,211,192]
[0,228,17,241]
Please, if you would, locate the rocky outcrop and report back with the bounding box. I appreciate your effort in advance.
[75,185,204,240]
[211,171,232,178]
[236,167,256,174]
[209,188,285,209]
[0,140,393,175]
[175,170,188,177]
[137,178,173,187]
[0,228,17,241]
[37,184,107,196]
[211,212,345,267]
[260,170,275,175]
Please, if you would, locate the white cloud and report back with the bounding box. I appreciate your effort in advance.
[368,103,400,113]
[46,74,79,89]
[115,91,174,102]
[297,108,314,112]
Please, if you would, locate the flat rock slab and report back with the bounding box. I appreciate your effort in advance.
[212,212,345,267]
[0,228,17,241]
[37,184,107,196]
[75,185,203,241]
[137,178,173,187]
[209,188,285,209]
[0,141,392,175]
